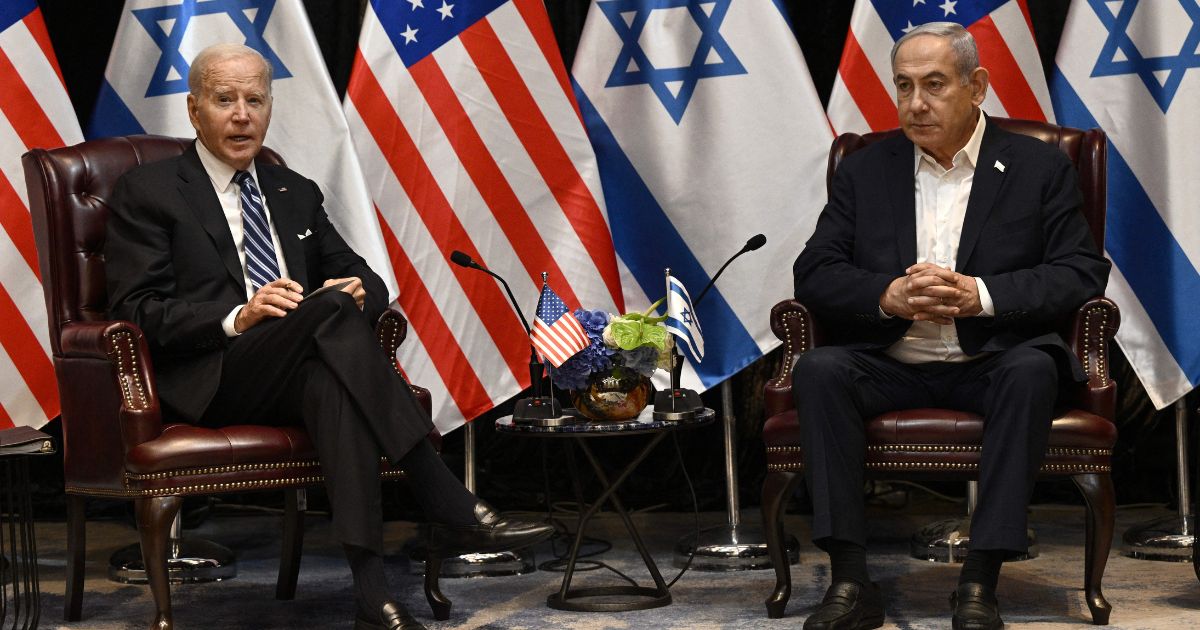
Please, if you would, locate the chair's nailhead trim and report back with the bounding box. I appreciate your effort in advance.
[769,311,809,388]
[125,460,322,481]
[71,476,326,498]
[767,462,1110,473]
[109,330,148,411]
[767,445,1110,456]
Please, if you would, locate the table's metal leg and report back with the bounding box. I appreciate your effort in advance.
[675,381,799,571]
[1124,399,1193,562]
[548,434,673,612]
[575,437,670,593]
[1,456,42,628]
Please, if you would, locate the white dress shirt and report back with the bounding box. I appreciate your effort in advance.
[885,112,995,364]
[193,141,291,336]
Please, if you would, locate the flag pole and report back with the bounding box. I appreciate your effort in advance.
[542,271,557,396]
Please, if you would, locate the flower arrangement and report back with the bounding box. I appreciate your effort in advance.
[548,301,672,391]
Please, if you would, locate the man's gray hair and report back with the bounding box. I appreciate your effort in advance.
[890,22,979,84]
[188,43,273,96]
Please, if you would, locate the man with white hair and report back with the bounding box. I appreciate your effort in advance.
[790,23,1110,630]
[104,43,553,630]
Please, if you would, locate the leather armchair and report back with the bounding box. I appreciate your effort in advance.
[23,135,441,628]
[759,118,1119,625]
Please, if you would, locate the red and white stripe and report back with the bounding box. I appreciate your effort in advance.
[0,5,81,429]
[344,0,622,432]
[827,0,1053,135]
[531,313,588,368]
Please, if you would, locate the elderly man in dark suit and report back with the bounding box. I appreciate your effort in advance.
[790,23,1111,630]
[104,43,552,630]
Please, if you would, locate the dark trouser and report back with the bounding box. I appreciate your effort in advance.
[199,290,434,553]
[792,345,1058,553]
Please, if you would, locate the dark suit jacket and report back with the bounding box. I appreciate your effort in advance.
[105,142,388,422]
[793,120,1111,381]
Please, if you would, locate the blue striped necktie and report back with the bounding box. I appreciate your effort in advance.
[233,170,280,291]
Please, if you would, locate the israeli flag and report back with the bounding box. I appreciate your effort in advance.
[1051,0,1200,408]
[665,275,704,361]
[572,0,831,390]
[88,0,397,300]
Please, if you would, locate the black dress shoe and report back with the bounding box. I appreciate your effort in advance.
[354,601,426,630]
[427,501,555,556]
[951,582,1004,630]
[803,580,885,630]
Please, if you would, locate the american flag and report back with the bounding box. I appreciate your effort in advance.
[530,282,588,368]
[827,0,1054,134]
[0,0,82,428]
[344,0,622,431]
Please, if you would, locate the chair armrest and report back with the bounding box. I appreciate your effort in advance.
[765,300,821,418]
[374,307,435,416]
[1062,297,1121,419]
[57,320,164,490]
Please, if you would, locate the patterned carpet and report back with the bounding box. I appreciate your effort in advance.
[26,503,1200,629]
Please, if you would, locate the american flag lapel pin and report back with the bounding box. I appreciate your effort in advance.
[994,160,1005,173]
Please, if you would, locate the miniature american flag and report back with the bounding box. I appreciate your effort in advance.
[530,283,588,368]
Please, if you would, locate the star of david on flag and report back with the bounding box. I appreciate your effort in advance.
[133,0,292,97]
[665,275,703,362]
[531,284,589,368]
[1052,0,1200,408]
[573,0,831,392]
[1088,0,1200,112]
[89,0,398,309]
[598,0,747,124]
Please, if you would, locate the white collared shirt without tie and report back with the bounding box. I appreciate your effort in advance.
[884,112,995,364]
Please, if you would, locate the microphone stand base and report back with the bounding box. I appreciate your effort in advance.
[652,389,702,422]
[512,397,563,425]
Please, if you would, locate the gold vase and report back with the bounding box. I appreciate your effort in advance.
[569,368,652,421]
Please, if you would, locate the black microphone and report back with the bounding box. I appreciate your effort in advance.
[653,234,767,421]
[694,234,766,306]
[448,250,561,421]
[449,250,530,335]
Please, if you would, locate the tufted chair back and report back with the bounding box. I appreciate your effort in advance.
[22,135,442,627]
[758,118,1120,626]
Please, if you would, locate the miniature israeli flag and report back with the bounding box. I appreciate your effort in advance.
[665,275,704,362]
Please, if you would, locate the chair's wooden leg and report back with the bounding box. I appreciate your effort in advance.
[276,489,305,600]
[761,470,802,619]
[1072,473,1114,625]
[424,553,450,620]
[135,496,183,630]
[65,494,86,621]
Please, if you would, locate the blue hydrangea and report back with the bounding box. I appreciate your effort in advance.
[548,309,613,390]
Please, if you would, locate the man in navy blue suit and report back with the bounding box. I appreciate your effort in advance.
[105,43,552,630]
[790,23,1110,630]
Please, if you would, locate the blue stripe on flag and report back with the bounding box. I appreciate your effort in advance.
[572,79,761,387]
[1050,65,1200,382]
[0,0,35,34]
[86,79,146,139]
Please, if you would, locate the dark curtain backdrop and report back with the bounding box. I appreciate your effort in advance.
[33,0,1189,516]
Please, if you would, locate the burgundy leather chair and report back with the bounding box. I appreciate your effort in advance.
[759,118,1120,625]
[23,135,443,628]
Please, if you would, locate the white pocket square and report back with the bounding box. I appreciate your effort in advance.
[297,228,313,240]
